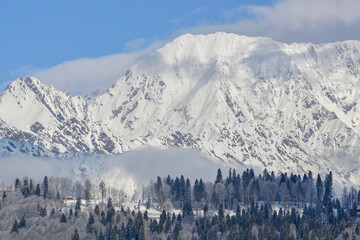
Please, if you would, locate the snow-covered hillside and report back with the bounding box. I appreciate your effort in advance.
[1,32,360,186]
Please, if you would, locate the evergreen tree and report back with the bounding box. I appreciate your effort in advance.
[11,219,19,233]
[14,178,21,190]
[21,179,30,197]
[72,229,80,240]
[86,213,95,233]
[119,222,126,240]
[107,197,113,208]
[42,176,49,199]
[316,174,323,203]
[323,171,333,207]
[183,200,193,217]
[226,168,232,186]
[159,210,166,233]
[144,210,149,221]
[97,230,105,240]
[39,207,47,217]
[215,168,223,184]
[218,203,224,220]
[155,176,165,209]
[75,196,81,211]
[106,205,115,223]
[18,216,26,229]
[84,179,92,206]
[110,226,117,240]
[60,213,67,223]
[100,211,106,225]
[35,184,41,196]
[350,202,358,218]
[54,191,60,200]
[173,221,182,240]
[164,213,172,233]
[99,180,106,204]
[179,175,186,207]
[29,179,33,192]
[203,203,209,217]
[50,208,55,217]
[2,191,6,199]
[94,205,100,216]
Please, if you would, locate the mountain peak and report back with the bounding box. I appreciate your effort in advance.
[156,32,281,66]
[12,76,42,88]
[1,33,360,187]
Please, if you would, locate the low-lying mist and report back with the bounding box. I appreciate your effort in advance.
[0,148,237,196]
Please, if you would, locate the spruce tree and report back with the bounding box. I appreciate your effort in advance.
[75,196,81,211]
[110,226,117,240]
[99,180,106,204]
[94,205,100,216]
[144,210,149,221]
[22,179,30,198]
[179,175,186,207]
[18,216,26,229]
[155,176,165,209]
[185,178,192,202]
[87,213,95,233]
[218,203,224,220]
[11,219,19,233]
[29,179,33,192]
[323,171,333,208]
[42,176,49,199]
[120,223,126,240]
[35,184,41,196]
[316,174,323,203]
[164,214,172,233]
[215,168,223,184]
[107,197,113,208]
[194,179,199,203]
[50,208,55,217]
[60,213,67,223]
[106,205,115,223]
[72,229,80,240]
[173,221,182,240]
[2,191,6,199]
[97,230,105,240]
[39,207,47,217]
[15,178,21,190]
[159,210,166,233]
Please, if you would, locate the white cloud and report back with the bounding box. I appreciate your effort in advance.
[14,0,360,96]
[0,148,230,198]
[30,40,165,96]
[180,0,360,43]
[34,53,140,95]
[123,38,146,52]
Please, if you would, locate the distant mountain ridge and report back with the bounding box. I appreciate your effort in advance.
[1,32,360,186]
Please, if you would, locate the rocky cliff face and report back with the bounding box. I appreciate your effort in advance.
[1,32,360,185]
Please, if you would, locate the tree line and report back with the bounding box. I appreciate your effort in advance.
[1,168,360,239]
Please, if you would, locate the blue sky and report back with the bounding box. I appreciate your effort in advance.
[1,0,360,94]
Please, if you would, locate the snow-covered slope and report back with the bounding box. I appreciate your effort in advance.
[1,32,360,186]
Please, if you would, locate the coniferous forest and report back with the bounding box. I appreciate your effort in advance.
[1,169,360,239]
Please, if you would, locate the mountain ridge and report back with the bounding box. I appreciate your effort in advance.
[1,32,360,186]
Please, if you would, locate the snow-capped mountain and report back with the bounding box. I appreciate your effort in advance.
[1,32,360,186]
